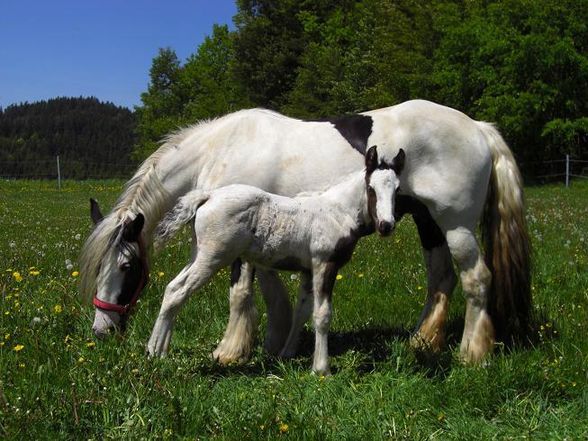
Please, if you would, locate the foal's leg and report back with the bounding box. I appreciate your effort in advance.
[311,262,337,375]
[147,253,221,357]
[444,226,495,363]
[213,260,258,364]
[280,271,313,358]
[257,270,293,355]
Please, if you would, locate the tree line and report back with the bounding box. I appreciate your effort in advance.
[136,0,588,177]
[0,97,136,179]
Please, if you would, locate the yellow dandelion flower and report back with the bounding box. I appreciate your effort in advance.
[158,271,165,278]
[336,274,343,280]
[13,344,24,352]
[86,341,96,348]
[12,272,23,282]
[4,333,10,340]
[358,273,364,278]
[19,363,25,368]
[78,357,85,363]
[278,422,289,434]
[53,304,63,314]
[71,271,79,278]
[29,270,40,276]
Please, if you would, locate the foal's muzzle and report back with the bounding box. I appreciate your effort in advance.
[378,220,394,236]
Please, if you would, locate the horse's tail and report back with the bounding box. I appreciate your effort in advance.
[477,121,532,344]
[154,190,210,249]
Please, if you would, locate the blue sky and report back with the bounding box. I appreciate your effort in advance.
[0,0,237,110]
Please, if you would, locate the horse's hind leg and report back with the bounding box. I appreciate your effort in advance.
[411,211,457,353]
[396,196,456,354]
[280,271,313,358]
[257,270,293,355]
[213,260,257,365]
[147,253,221,357]
[444,226,495,363]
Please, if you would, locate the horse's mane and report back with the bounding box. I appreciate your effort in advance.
[79,109,297,302]
[78,129,187,302]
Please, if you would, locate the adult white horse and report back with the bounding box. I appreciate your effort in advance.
[81,99,531,364]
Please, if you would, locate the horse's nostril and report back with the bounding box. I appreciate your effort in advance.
[93,327,110,339]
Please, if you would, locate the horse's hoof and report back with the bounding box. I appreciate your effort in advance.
[410,332,444,354]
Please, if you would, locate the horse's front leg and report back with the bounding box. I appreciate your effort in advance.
[213,259,258,364]
[147,254,218,357]
[280,271,313,358]
[311,262,337,375]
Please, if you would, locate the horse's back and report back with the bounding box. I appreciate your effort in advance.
[367,100,493,218]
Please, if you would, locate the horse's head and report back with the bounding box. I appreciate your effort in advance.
[88,199,149,338]
[365,146,405,236]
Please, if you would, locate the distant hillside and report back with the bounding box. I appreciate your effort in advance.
[0,97,137,179]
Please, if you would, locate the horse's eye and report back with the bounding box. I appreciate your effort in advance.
[120,262,131,272]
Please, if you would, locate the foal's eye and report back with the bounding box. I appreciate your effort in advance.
[120,262,131,272]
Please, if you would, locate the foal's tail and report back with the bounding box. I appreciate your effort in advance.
[477,122,532,345]
[154,190,210,249]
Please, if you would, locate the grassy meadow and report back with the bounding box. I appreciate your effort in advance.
[0,179,587,439]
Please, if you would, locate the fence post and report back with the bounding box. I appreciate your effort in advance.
[57,155,61,190]
[565,154,570,187]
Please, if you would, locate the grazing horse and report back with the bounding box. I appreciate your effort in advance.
[147,146,403,374]
[81,99,531,365]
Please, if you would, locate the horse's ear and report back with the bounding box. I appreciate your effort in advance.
[122,214,145,242]
[366,145,378,173]
[392,148,405,175]
[90,198,104,225]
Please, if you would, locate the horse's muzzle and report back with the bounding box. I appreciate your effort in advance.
[378,220,394,236]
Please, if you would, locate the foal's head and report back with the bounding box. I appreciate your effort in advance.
[88,199,148,338]
[365,145,405,236]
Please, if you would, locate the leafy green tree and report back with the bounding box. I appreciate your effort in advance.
[134,48,183,159]
[431,0,588,164]
[134,26,248,159]
[179,24,250,124]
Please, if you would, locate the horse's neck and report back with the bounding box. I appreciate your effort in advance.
[318,171,370,231]
[116,156,194,242]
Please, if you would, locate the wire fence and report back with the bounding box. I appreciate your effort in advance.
[0,157,137,182]
[1,155,587,187]
[521,156,588,187]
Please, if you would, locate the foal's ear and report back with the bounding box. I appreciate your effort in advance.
[392,148,406,175]
[122,213,145,243]
[366,145,378,173]
[90,198,104,225]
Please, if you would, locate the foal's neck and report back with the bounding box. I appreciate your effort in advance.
[319,170,371,233]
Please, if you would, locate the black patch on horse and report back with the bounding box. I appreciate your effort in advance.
[117,242,144,306]
[230,258,243,287]
[326,114,373,155]
[395,195,446,251]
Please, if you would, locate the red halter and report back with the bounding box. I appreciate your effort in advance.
[93,237,149,315]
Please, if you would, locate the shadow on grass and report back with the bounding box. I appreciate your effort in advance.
[183,311,557,379]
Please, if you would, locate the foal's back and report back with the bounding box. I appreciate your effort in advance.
[194,184,349,270]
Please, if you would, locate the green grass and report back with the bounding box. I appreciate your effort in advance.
[1,179,587,440]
